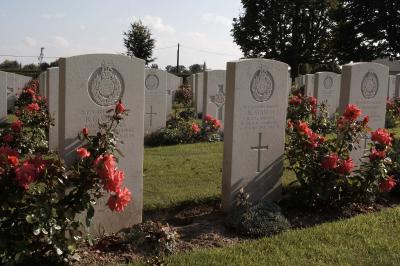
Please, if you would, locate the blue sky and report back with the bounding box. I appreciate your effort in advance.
[0,0,243,69]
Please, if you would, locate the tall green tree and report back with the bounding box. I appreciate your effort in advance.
[189,64,202,74]
[123,20,156,65]
[331,0,400,64]
[232,0,338,77]
[0,60,20,70]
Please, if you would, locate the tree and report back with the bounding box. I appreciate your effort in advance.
[39,62,50,71]
[331,0,400,64]
[123,20,156,65]
[232,0,338,77]
[165,65,187,74]
[189,64,202,74]
[49,59,59,68]
[22,64,39,71]
[0,60,20,70]
[150,64,159,69]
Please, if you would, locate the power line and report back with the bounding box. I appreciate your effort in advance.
[180,45,239,57]
[0,54,59,59]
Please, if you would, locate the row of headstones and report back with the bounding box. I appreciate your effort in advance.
[3,55,390,236]
[295,69,398,117]
[187,70,227,124]
[0,71,32,123]
[294,63,389,168]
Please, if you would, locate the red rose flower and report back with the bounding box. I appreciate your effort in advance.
[369,148,386,161]
[322,153,339,170]
[104,170,124,192]
[191,123,200,134]
[309,97,317,106]
[7,155,19,166]
[212,119,221,129]
[343,104,362,121]
[76,147,91,159]
[297,121,312,135]
[204,114,213,121]
[107,187,132,212]
[3,134,13,143]
[15,161,37,190]
[287,120,294,129]
[26,88,36,97]
[362,116,369,125]
[82,127,89,137]
[379,176,397,192]
[338,158,354,175]
[94,154,116,180]
[26,103,40,112]
[290,96,302,105]
[11,120,23,132]
[116,101,126,114]
[371,128,392,146]
[31,155,46,175]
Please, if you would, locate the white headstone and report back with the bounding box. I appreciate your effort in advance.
[339,62,389,166]
[395,74,400,97]
[58,54,144,234]
[222,59,289,211]
[203,70,226,122]
[47,67,59,151]
[195,72,204,115]
[388,75,396,98]
[314,72,341,116]
[145,69,167,133]
[0,71,6,123]
[6,72,16,111]
[304,74,314,97]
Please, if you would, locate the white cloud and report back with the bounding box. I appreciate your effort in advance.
[41,13,65,20]
[23,36,37,47]
[202,13,232,28]
[51,36,69,47]
[79,24,86,31]
[142,16,175,34]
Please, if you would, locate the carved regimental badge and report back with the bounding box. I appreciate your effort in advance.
[88,62,124,106]
[210,85,225,108]
[323,76,333,90]
[361,72,379,99]
[250,68,274,102]
[145,74,159,90]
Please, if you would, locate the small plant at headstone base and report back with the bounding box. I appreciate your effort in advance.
[385,98,400,128]
[353,128,395,202]
[127,221,179,256]
[387,138,400,196]
[0,81,50,155]
[286,104,370,208]
[0,101,132,264]
[174,84,193,107]
[227,188,290,237]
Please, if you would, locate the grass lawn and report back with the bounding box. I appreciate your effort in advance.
[158,206,400,265]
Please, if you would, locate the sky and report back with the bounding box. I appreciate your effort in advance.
[0,0,244,70]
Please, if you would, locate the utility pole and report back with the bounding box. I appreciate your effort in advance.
[38,47,44,66]
[176,43,180,74]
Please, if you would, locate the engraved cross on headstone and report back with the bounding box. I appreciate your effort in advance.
[146,106,157,127]
[251,132,269,173]
[209,84,225,120]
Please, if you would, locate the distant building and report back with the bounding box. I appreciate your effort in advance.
[372,58,400,75]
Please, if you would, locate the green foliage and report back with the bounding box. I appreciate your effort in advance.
[123,20,155,65]
[385,98,400,129]
[174,84,193,106]
[232,0,337,77]
[331,0,400,64]
[0,60,20,71]
[227,189,290,237]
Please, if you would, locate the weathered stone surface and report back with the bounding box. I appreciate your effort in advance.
[47,67,59,151]
[0,71,6,123]
[195,72,204,115]
[203,70,226,123]
[59,54,144,234]
[314,72,341,116]
[222,59,289,211]
[338,62,389,166]
[145,69,167,133]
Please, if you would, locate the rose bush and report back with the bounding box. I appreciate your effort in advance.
[0,81,132,264]
[286,103,372,207]
[385,97,400,128]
